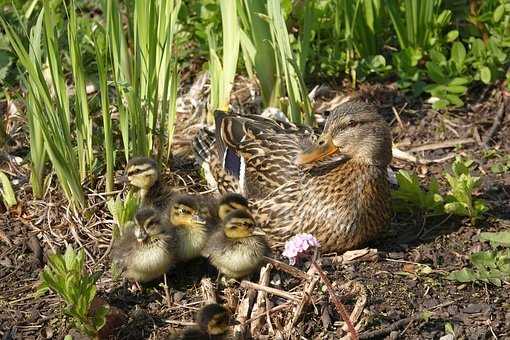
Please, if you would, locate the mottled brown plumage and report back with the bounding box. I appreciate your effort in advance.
[193,100,392,252]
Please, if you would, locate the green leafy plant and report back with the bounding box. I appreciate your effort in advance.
[447,231,510,287]
[424,45,470,109]
[443,157,488,224]
[490,154,510,174]
[208,0,240,120]
[391,170,444,215]
[0,170,16,208]
[107,191,139,230]
[38,246,108,338]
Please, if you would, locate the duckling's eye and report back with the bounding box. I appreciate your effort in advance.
[347,121,358,128]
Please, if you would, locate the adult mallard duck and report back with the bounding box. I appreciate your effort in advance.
[193,100,392,253]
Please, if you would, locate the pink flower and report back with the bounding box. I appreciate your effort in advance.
[282,233,320,265]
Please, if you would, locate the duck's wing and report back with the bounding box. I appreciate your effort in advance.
[110,225,137,269]
[195,110,316,200]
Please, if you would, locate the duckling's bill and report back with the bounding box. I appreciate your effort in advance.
[295,135,337,165]
[191,214,207,225]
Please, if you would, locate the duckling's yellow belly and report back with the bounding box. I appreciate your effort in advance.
[210,245,264,279]
[127,246,174,282]
[176,228,208,262]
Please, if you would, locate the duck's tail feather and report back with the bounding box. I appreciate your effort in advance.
[192,126,216,164]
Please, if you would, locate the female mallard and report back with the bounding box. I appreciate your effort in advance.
[193,100,392,252]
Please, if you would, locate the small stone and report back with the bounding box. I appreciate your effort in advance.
[462,304,485,314]
[439,335,454,340]
[389,331,399,340]
[388,252,404,259]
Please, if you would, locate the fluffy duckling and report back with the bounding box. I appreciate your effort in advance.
[124,156,173,208]
[202,210,270,279]
[111,207,177,283]
[217,192,250,220]
[171,303,231,340]
[169,195,211,262]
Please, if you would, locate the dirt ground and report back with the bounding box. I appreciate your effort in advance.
[1,82,509,339]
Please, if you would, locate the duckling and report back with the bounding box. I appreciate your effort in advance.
[202,210,270,280]
[171,303,231,340]
[217,192,250,220]
[124,156,173,208]
[111,207,177,283]
[169,195,212,262]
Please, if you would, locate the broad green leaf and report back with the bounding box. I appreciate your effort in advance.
[493,4,505,22]
[471,251,497,269]
[447,268,477,282]
[432,99,449,109]
[448,77,470,86]
[445,322,455,335]
[0,170,16,208]
[480,66,491,84]
[426,61,446,83]
[480,231,510,247]
[446,30,458,42]
[444,201,468,216]
[451,41,466,69]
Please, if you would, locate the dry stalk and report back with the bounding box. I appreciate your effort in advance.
[200,277,217,304]
[312,260,358,340]
[338,281,367,332]
[240,281,300,302]
[251,264,272,334]
[263,256,309,280]
[286,266,319,332]
[234,287,257,339]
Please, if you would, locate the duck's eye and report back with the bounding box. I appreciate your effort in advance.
[318,139,326,146]
[177,208,185,214]
[347,121,358,128]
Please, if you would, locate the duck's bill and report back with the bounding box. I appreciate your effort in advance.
[118,174,129,184]
[295,139,337,165]
[192,215,207,225]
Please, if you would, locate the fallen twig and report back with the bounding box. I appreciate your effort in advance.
[483,95,508,146]
[408,138,475,153]
[200,277,217,304]
[251,264,272,334]
[358,317,415,339]
[312,260,358,340]
[392,147,455,164]
[286,266,319,331]
[234,286,257,339]
[240,280,300,302]
[263,256,310,280]
[243,301,291,325]
[339,281,367,332]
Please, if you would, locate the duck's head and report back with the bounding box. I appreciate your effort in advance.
[124,157,160,191]
[296,101,392,167]
[223,210,265,239]
[197,303,231,336]
[133,207,167,243]
[168,195,207,228]
[218,193,249,220]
